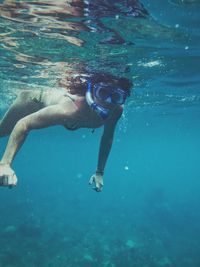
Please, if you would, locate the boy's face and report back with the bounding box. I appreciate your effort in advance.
[93,83,127,108]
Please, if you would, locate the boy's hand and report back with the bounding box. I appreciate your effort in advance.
[0,163,17,188]
[89,173,103,192]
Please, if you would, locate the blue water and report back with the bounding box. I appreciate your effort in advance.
[0,1,200,267]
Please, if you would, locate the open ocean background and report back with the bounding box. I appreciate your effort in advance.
[0,0,200,266]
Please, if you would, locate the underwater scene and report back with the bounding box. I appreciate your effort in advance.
[0,0,200,266]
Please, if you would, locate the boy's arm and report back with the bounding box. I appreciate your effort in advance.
[1,104,71,166]
[89,106,123,192]
[97,106,123,174]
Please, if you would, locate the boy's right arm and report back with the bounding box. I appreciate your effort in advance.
[0,104,72,187]
[1,104,70,166]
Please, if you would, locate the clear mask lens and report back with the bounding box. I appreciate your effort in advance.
[111,92,124,104]
[94,84,126,105]
[97,87,110,100]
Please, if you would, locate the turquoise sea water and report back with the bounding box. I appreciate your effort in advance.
[0,1,200,266]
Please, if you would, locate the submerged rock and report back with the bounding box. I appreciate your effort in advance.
[158,257,172,267]
[125,239,138,249]
[4,225,17,233]
[83,253,93,262]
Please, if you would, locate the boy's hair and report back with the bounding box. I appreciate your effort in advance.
[62,72,133,97]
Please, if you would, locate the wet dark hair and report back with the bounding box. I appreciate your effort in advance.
[61,72,132,97]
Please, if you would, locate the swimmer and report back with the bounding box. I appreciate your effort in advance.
[0,72,132,192]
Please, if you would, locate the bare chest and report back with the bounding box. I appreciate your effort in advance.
[74,99,104,129]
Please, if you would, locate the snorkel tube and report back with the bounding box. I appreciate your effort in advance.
[86,81,110,120]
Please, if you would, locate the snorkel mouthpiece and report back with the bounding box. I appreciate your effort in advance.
[86,81,110,120]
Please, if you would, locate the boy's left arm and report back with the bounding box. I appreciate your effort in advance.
[89,106,123,192]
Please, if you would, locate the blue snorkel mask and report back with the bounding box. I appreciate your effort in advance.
[86,81,127,120]
[94,82,127,105]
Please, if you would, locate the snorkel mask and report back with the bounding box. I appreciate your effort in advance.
[86,81,128,120]
[94,82,127,105]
